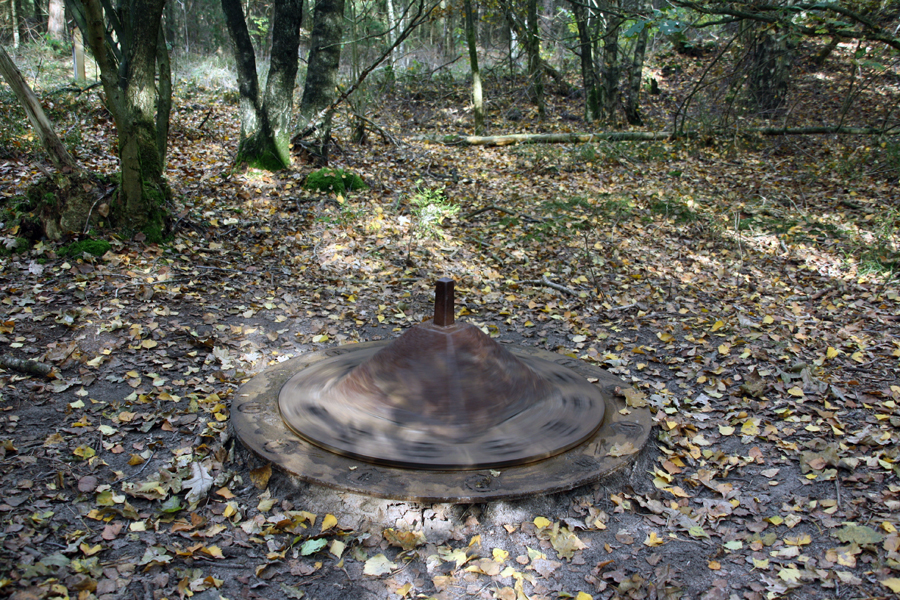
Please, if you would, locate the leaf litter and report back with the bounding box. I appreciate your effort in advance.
[0,46,899,600]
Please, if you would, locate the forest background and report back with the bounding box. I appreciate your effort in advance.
[1,1,900,599]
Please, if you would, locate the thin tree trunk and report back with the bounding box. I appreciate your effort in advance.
[0,45,78,170]
[72,26,86,81]
[298,0,345,163]
[600,2,622,123]
[221,0,262,141]
[525,0,544,119]
[571,0,599,122]
[463,0,484,135]
[624,22,648,125]
[386,0,398,79]
[12,0,21,47]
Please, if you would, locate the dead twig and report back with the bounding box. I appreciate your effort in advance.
[521,276,578,296]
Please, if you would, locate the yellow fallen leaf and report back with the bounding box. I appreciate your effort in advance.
[576,593,593,600]
[763,315,774,324]
[826,346,839,359]
[643,532,665,547]
[321,513,338,532]
[396,583,412,597]
[881,578,900,593]
[80,542,103,556]
[718,343,730,355]
[533,516,551,529]
[787,387,805,397]
[708,560,721,570]
[711,320,725,332]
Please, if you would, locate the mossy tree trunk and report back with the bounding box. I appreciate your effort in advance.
[222,0,303,170]
[68,0,171,239]
[297,0,346,163]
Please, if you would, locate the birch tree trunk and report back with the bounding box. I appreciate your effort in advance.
[463,0,484,134]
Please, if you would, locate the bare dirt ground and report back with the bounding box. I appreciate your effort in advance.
[2,43,900,599]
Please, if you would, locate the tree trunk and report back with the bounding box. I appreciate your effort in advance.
[76,0,169,238]
[524,0,544,119]
[745,21,792,113]
[72,26,86,81]
[571,0,599,122]
[47,0,65,40]
[463,0,484,135]
[298,0,345,163]
[624,18,648,126]
[599,2,622,123]
[0,45,78,170]
[223,0,303,170]
[385,0,398,80]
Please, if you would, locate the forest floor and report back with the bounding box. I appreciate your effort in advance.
[1,41,900,600]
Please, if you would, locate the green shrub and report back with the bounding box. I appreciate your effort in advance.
[304,168,368,196]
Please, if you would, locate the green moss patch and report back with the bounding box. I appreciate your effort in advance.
[58,239,112,258]
[304,168,368,196]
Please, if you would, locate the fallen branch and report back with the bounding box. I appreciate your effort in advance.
[0,354,53,377]
[425,126,887,147]
[522,276,577,296]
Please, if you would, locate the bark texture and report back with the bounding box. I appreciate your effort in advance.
[571,0,599,122]
[223,0,303,170]
[0,45,78,170]
[298,0,346,162]
[69,0,171,238]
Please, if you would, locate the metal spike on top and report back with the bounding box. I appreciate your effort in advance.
[433,278,455,327]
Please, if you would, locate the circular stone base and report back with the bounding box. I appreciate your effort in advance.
[232,342,653,503]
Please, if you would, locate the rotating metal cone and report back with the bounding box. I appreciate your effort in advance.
[278,279,606,469]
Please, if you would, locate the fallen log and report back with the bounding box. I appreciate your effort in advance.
[425,126,887,147]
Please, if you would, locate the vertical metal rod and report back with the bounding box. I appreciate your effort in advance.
[433,278,455,326]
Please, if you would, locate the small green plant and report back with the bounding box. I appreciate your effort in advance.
[58,239,111,258]
[409,183,459,240]
[403,183,459,264]
[304,168,368,196]
[650,196,699,223]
